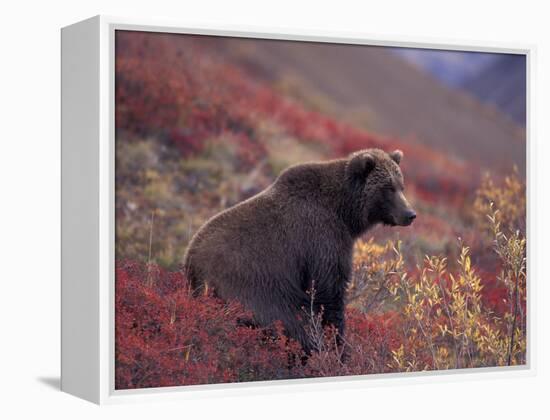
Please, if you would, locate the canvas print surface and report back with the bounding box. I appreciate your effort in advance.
[114,30,527,390]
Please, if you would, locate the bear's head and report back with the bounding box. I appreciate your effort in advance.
[346,149,416,231]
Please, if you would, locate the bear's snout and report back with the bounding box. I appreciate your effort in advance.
[401,209,417,226]
[392,190,416,226]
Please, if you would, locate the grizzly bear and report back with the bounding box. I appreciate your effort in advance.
[182,148,416,352]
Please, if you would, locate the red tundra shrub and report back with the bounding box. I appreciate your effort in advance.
[115,261,304,389]
[115,261,408,388]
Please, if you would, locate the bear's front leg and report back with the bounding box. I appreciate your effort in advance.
[305,237,352,352]
[309,270,348,344]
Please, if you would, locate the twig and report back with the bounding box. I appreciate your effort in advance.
[146,210,155,287]
[507,272,520,366]
[438,279,460,369]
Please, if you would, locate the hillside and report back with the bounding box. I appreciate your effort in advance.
[218,37,525,173]
[115,31,484,271]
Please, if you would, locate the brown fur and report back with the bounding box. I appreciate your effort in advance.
[182,149,415,351]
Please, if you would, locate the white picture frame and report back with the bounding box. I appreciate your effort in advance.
[61,15,534,404]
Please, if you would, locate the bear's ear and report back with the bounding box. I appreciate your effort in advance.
[390,150,403,165]
[347,152,376,181]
